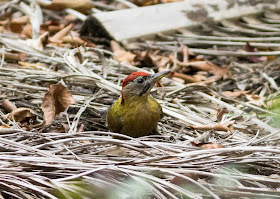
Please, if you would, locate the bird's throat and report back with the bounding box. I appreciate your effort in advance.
[121,93,148,105]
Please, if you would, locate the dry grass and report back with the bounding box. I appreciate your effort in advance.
[1,1,280,199]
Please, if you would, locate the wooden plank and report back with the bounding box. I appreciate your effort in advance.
[81,0,280,41]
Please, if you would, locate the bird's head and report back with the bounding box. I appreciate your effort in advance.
[121,70,170,103]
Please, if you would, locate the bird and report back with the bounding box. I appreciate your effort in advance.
[107,70,170,138]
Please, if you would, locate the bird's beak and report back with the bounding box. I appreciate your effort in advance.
[150,70,171,84]
[139,70,170,96]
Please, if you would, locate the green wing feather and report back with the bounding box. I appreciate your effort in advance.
[106,98,123,133]
[158,102,164,119]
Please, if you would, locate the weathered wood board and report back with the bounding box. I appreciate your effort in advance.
[81,0,280,41]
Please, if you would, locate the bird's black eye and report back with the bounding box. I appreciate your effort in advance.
[137,78,144,84]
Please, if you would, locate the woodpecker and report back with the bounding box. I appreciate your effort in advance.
[107,70,170,138]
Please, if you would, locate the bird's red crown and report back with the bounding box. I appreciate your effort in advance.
[122,72,149,88]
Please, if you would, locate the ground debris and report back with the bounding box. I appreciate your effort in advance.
[0,1,280,199]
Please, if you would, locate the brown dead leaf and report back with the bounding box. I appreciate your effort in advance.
[178,60,228,76]
[0,124,9,129]
[12,15,29,25]
[0,16,28,34]
[41,82,75,126]
[99,146,130,156]
[77,124,85,133]
[22,23,32,38]
[0,19,7,26]
[0,52,26,61]
[181,45,190,63]
[49,23,75,43]
[62,35,85,45]
[171,71,201,83]
[6,15,29,33]
[136,50,171,69]
[200,143,223,149]
[6,107,36,122]
[48,25,63,34]
[18,61,49,70]
[244,42,267,62]
[111,40,136,64]
[161,0,183,2]
[216,109,227,123]
[2,99,17,112]
[40,20,63,34]
[191,135,224,149]
[132,0,182,6]
[222,90,249,98]
[39,0,93,12]
[170,173,199,186]
[244,41,256,52]
[190,122,234,132]
[246,94,265,106]
[51,123,70,133]
[9,22,22,33]
[64,14,76,21]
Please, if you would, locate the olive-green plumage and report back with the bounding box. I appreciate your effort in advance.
[107,95,163,137]
[106,71,170,138]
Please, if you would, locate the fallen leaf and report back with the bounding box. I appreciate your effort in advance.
[178,60,228,76]
[216,109,227,123]
[2,99,17,112]
[246,94,265,106]
[62,35,85,45]
[170,173,199,186]
[40,20,63,34]
[39,0,93,12]
[22,23,32,38]
[0,16,28,34]
[111,40,136,64]
[41,82,75,126]
[221,90,249,98]
[11,15,29,24]
[2,102,37,125]
[132,0,182,6]
[244,41,256,52]
[170,71,201,83]
[77,124,85,133]
[18,61,49,70]
[99,146,130,156]
[6,107,36,122]
[52,123,70,133]
[0,124,9,128]
[181,45,190,63]
[161,0,183,2]
[136,50,171,68]
[48,25,64,34]
[200,143,223,149]
[64,14,76,21]
[244,42,267,62]
[190,122,234,132]
[9,22,22,33]
[0,52,26,61]
[49,23,75,43]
